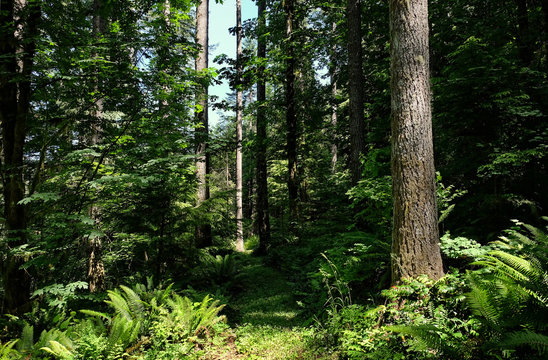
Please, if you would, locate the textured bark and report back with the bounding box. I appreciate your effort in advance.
[389,0,444,284]
[255,0,271,254]
[285,0,299,227]
[195,0,212,247]
[88,0,107,294]
[347,0,366,184]
[330,22,338,173]
[235,0,244,252]
[515,0,532,65]
[0,0,38,313]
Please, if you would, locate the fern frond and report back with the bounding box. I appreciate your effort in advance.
[0,340,19,359]
[17,323,34,352]
[79,309,112,321]
[120,285,145,319]
[41,340,74,359]
[497,331,548,354]
[465,272,502,331]
[390,324,459,357]
[106,290,132,321]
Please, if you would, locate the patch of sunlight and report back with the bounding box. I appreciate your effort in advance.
[234,325,335,360]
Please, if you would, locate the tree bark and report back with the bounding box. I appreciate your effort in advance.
[389,0,444,284]
[195,0,212,247]
[235,0,244,252]
[88,0,107,294]
[347,0,366,184]
[255,0,271,254]
[0,0,39,314]
[285,0,299,228]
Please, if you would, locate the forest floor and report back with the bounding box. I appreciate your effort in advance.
[200,255,338,360]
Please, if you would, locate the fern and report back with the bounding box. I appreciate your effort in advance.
[497,331,548,355]
[157,294,226,341]
[0,340,19,360]
[389,324,459,358]
[41,340,74,359]
[466,221,548,356]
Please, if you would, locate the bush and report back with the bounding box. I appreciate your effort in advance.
[325,274,480,360]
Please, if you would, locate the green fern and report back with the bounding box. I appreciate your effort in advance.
[157,294,226,341]
[16,323,74,359]
[0,340,19,360]
[389,324,459,358]
[466,221,548,356]
[497,331,548,356]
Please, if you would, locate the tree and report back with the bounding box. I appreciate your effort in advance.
[0,0,39,314]
[347,0,366,184]
[195,0,212,247]
[255,0,271,253]
[330,22,338,173]
[87,0,107,294]
[285,0,299,227]
[235,0,244,252]
[389,0,444,283]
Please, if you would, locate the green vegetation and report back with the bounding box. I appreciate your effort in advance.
[1,0,547,359]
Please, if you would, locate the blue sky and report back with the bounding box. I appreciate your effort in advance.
[209,0,256,126]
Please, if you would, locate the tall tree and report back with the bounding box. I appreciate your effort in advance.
[88,0,107,293]
[195,0,212,247]
[330,22,338,173]
[255,0,271,253]
[347,0,366,184]
[235,0,244,252]
[515,0,532,65]
[0,0,39,314]
[285,0,299,226]
[389,0,444,283]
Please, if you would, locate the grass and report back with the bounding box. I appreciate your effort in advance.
[207,255,337,360]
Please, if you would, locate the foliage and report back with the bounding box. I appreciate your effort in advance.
[465,220,548,358]
[324,273,480,360]
[440,233,490,262]
[0,341,19,360]
[12,283,227,360]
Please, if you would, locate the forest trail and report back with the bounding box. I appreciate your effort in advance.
[201,255,337,360]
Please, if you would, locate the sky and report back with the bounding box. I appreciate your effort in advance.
[209,0,256,127]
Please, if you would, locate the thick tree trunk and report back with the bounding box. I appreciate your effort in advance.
[235,0,244,252]
[195,0,212,247]
[0,0,39,314]
[285,0,299,228]
[255,0,271,254]
[347,0,366,184]
[389,0,444,284]
[515,0,532,65]
[88,0,107,294]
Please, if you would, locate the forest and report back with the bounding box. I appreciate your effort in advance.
[0,0,547,359]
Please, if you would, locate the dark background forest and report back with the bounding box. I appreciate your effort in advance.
[0,0,547,358]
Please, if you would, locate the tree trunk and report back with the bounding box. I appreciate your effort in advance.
[285,0,299,228]
[389,0,444,284]
[235,0,244,252]
[195,0,212,247]
[543,0,548,50]
[330,22,338,173]
[0,0,39,314]
[347,0,366,184]
[255,0,271,254]
[88,0,107,294]
[515,0,532,65]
